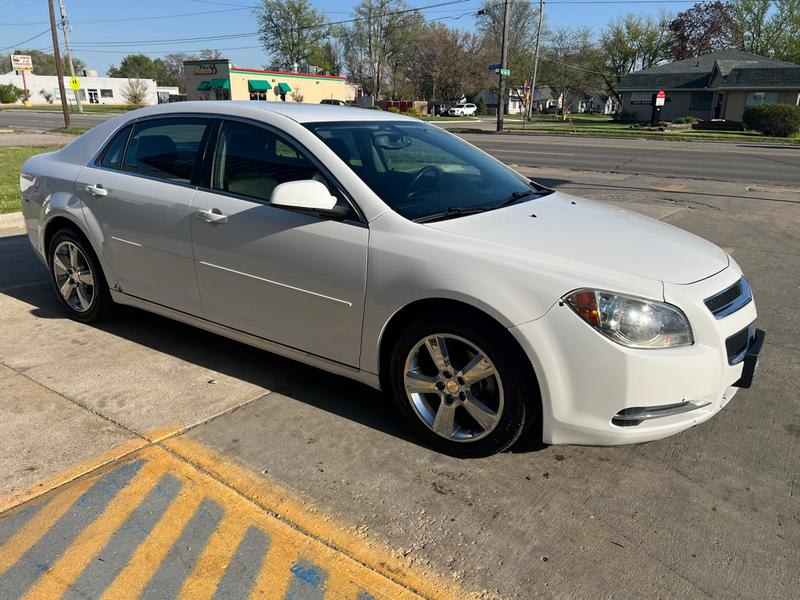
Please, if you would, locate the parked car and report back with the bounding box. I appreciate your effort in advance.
[20,102,763,457]
[320,99,346,106]
[446,103,477,117]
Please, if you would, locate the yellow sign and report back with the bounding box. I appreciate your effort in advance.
[69,77,81,91]
[11,54,33,71]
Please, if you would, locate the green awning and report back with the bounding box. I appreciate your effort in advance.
[209,78,230,90]
[248,79,272,92]
[277,82,292,93]
[197,80,211,91]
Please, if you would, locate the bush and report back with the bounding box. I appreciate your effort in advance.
[405,107,419,117]
[614,109,638,123]
[476,96,487,116]
[673,116,700,124]
[0,83,24,104]
[387,106,400,113]
[742,104,800,137]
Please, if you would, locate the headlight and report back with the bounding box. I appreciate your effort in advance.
[564,289,693,349]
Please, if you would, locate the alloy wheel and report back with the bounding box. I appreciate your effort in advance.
[403,334,504,442]
[53,241,95,313]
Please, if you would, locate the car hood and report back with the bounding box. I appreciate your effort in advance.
[426,191,729,285]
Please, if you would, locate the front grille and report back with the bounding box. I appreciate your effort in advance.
[726,325,753,365]
[705,278,752,319]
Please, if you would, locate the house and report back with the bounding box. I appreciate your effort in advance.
[616,49,800,122]
[0,69,158,105]
[184,59,358,104]
[531,85,562,113]
[570,92,619,115]
[474,87,526,115]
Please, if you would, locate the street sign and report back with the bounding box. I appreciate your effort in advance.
[494,68,511,76]
[488,63,501,70]
[11,55,32,71]
[69,77,81,91]
[655,89,666,107]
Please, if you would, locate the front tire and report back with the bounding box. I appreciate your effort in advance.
[48,229,114,323]
[388,313,538,457]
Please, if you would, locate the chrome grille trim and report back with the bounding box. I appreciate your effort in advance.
[704,277,752,319]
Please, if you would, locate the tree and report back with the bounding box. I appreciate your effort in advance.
[600,13,672,100]
[540,27,603,118]
[476,0,540,88]
[108,54,167,83]
[341,0,420,99]
[2,49,85,76]
[254,0,328,69]
[732,0,800,63]
[668,1,737,60]
[121,78,148,107]
[0,83,24,104]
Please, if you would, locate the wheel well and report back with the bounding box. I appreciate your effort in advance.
[377,298,540,401]
[43,216,86,257]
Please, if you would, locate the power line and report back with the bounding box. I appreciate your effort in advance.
[0,28,51,53]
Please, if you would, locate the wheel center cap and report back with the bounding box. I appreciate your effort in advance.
[445,380,459,394]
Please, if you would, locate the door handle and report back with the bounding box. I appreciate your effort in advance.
[85,184,108,197]
[194,209,228,225]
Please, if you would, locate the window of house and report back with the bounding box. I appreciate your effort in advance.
[100,89,114,99]
[211,120,329,203]
[689,91,713,111]
[122,118,208,183]
[745,92,779,107]
[249,91,268,101]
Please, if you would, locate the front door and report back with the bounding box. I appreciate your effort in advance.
[77,116,211,314]
[713,92,726,119]
[190,119,368,366]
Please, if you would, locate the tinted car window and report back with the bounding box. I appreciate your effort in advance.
[123,118,208,183]
[211,120,328,203]
[98,124,132,170]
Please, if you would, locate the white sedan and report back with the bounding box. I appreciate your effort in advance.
[20,102,763,457]
[446,103,477,117]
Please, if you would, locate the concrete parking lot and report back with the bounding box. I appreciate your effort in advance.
[0,162,798,598]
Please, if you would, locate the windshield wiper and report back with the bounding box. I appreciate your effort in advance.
[494,188,552,209]
[413,206,491,223]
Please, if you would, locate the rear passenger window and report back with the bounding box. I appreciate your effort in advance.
[123,118,208,183]
[98,125,132,170]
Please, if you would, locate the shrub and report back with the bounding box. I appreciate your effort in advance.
[614,109,638,122]
[0,83,24,104]
[387,106,400,113]
[673,116,700,124]
[405,107,419,117]
[742,104,800,137]
[368,105,383,110]
[476,96,487,115]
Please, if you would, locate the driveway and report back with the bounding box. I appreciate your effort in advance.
[0,167,798,598]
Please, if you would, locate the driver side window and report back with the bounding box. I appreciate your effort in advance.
[212,121,329,203]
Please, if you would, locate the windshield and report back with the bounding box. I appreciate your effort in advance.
[305,121,543,221]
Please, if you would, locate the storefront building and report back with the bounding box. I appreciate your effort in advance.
[184,59,357,104]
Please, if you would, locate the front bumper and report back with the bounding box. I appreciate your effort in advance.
[510,267,762,445]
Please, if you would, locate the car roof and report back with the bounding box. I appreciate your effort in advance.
[122,101,419,124]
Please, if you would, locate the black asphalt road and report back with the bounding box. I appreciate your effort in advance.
[2,109,799,187]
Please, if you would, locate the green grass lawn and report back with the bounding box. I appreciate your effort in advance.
[0,146,60,214]
[418,115,480,121]
[503,114,800,144]
[0,103,134,114]
[49,127,90,135]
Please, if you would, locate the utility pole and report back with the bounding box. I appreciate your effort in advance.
[48,0,70,128]
[58,0,82,113]
[496,0,510,132]
[527,0,545,120]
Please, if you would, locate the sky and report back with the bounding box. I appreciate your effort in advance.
[1,0,703,75]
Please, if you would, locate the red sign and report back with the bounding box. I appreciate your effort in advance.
[655,89,666,107]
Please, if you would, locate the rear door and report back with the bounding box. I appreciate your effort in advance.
[77,116,212,314]
[189,119,368,366]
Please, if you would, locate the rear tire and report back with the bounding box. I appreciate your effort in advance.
[48,228,114,323]
[388,312,538,458]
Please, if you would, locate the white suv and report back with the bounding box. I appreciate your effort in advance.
[447,103,477,117]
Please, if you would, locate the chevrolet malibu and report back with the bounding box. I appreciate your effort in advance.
[20,102,764,457]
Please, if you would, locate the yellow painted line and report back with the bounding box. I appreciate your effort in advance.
[0,437,148,515]
[0,474,91,575]
[176,516,248,600]
[20,460,162,600]
[249,535,297,600]
[163,437,461,600]
[99,482,204,600]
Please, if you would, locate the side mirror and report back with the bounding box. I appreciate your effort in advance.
[270,180,338,212]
